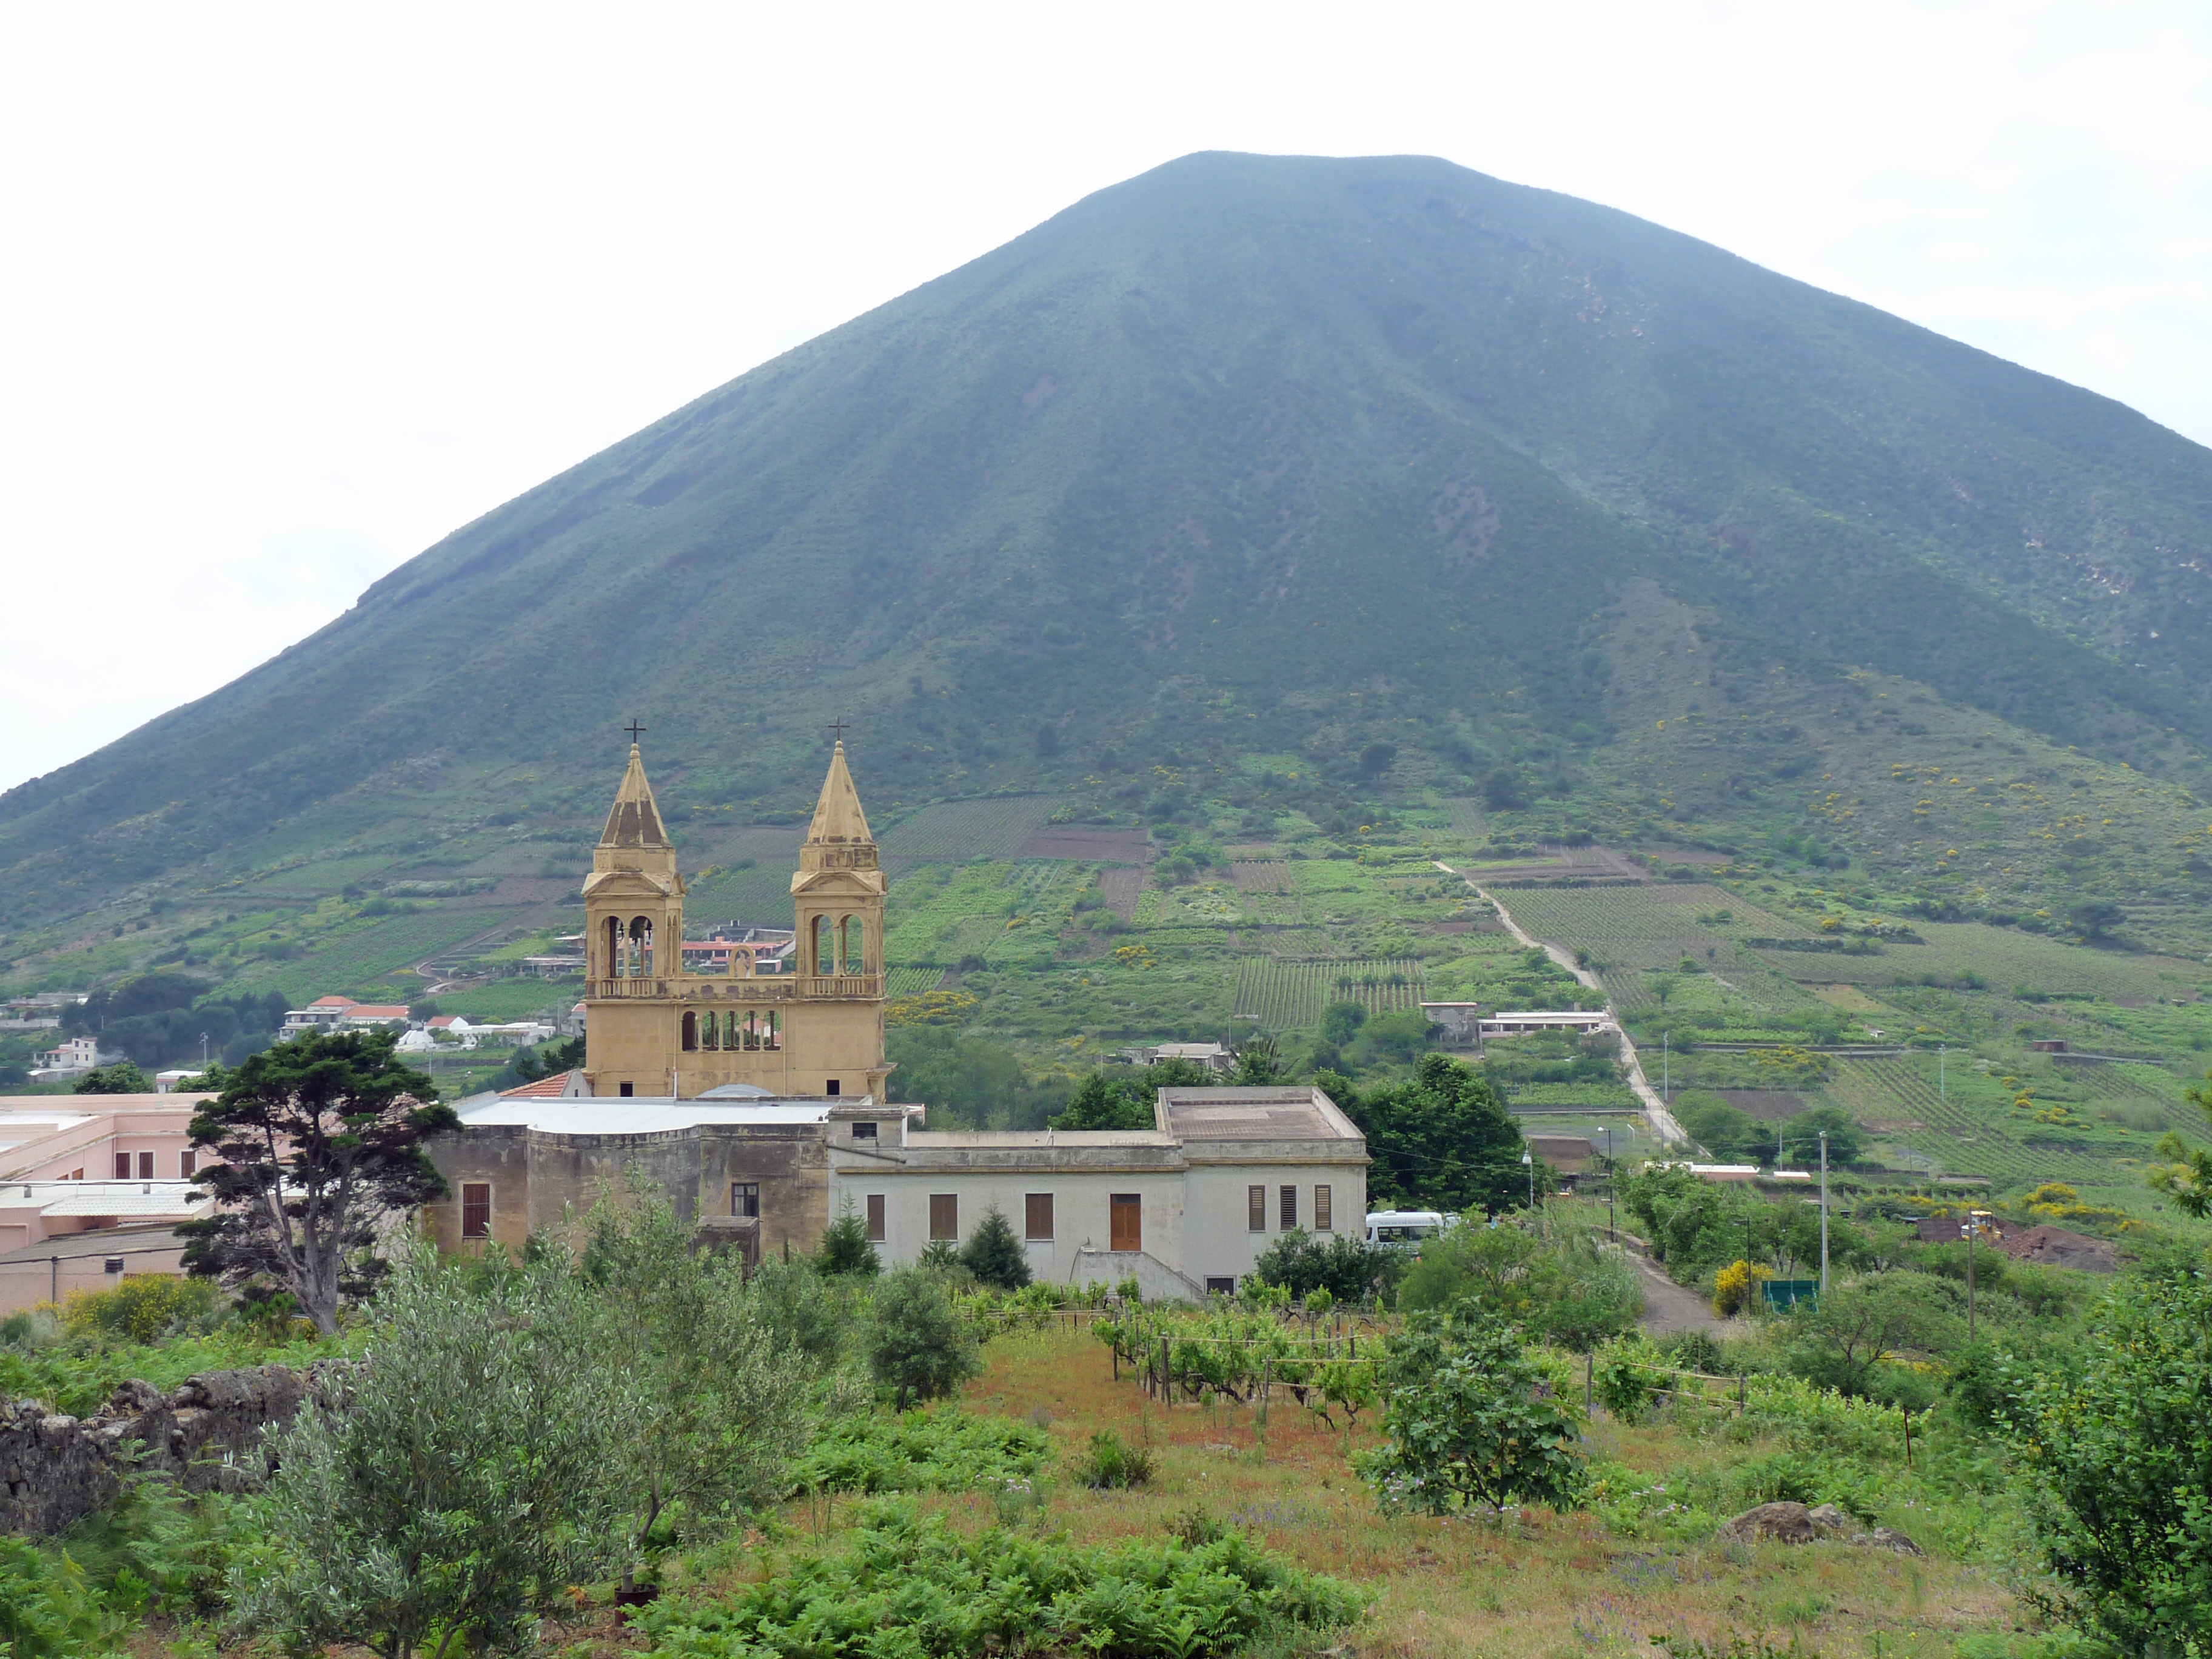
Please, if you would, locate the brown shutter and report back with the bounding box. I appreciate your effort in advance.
[115,1153,131,1180]
[1280,1185,1298,1230]
[1025,1193,1054,1241]
[1248,1184,1265,1232]
[461,1183,492,1240]
[1110,1193,1142,1253]
[866,1194,886,1242]
[929,1193,958,1240]
[1315,1185,1333,1232]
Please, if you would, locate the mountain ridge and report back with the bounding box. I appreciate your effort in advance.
[5,150,2212,957]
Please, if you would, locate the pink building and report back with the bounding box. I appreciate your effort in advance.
[0,1095,214,1315]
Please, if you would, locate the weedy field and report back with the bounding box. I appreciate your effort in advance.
[639,1326,2017,1659]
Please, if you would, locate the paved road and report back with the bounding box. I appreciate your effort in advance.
[1631,1250,1728,1334]
[1433,863,1689,1148]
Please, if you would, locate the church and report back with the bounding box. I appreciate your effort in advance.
[580,737,891,1101]
[423,739,1367,1294]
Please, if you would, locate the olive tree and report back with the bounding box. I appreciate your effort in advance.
[240,1250,629,1659]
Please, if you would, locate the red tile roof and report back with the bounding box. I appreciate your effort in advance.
[310,995,358,1008]
[500,1070,580,1099]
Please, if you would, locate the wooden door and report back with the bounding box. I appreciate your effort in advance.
[1110,1193,1142,1253]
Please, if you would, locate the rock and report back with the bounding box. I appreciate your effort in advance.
[1849,1527,1924,1556]
[1805,1503,1855,1533]
[1719,1501,1820,1543]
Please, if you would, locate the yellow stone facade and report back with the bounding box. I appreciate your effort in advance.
[580,742,890,1100]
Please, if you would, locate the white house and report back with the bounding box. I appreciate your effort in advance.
[826,1086,1369,1299]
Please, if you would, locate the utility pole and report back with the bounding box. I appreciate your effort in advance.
[1606,1126,1615,1238]
[1963,1218,1976,1340]
[1662,1030,1670,1103]
[1818,1130,1831,1297]
[1522,1148,1534,1215]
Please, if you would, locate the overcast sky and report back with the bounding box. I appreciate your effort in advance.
[4,1,2208,796]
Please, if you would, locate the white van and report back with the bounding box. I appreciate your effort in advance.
[1366,1210,1454,1247]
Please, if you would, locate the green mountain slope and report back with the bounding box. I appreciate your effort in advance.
[6,150,2212,959]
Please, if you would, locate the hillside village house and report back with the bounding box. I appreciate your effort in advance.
[31,1034,105,1082]
[424,742,1369,1293]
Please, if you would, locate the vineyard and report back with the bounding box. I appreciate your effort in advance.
[876,796,1067,862]
[1232,957,1426,1027]
[1094,1296,1390,1428]
[1823,1054,2210,1202]
[884,965,946,996]
[217,905,525,999]
[685,863,801,929]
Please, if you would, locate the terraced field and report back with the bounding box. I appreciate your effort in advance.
[876,797,1066,862]
[217,906,527,1000]
[1231,957,1426,1027]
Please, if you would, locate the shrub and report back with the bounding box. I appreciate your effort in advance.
[1711,1259,1772,1318]
[817,1210,881,1278]
[1361,1301,1587,1516]
[1398,1221,1640,1350]
[957,1205,1031,1290]
[58,1276,220,1344]
[0,1538,129,1659]
[866,1267,980,1410]
[2001,1269,2212,1658]
[794,1409,1050,1494]
[1250,1228,1399,1305]
[1074,1429,1155,1489]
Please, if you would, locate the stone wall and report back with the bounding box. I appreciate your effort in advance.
[1,1365,312,1536]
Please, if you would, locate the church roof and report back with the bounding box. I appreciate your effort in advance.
[599,745,670,850]
[805,742,874,846]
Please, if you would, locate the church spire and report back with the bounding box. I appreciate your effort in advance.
[598,743,671,850]
[800,741,877,871]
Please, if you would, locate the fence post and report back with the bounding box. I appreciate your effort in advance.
[1585,1352,1594,1414]
[1903,1406,1912,1471]
[1737,1373,1745,1417]
[1161,1337,1171,1406]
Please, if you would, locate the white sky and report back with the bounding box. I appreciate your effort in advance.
[3,1,2208,796]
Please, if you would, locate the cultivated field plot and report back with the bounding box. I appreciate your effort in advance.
[1438,797,1487,838]
[1230,861,1290,892]
[1232,957,1426,1027]
[877,797,1065,862]
[1505,885,1815,1011]
[246,854,406,896]
[1098,866,1145,919]
[883,965,945,996]
[1825,1054,2207,1198]
[219,906,526,999]
[1014,825,1148,862]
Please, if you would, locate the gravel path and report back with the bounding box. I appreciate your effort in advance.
[1631,1250,1728,1333]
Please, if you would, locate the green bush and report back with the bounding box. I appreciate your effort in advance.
[58,1277,220,1344]
[2001,1269,2212,1658]
[1248,1228,1399,1305]
[866,1267,980,1410]
[1073,1429,1155,1489]
[633,1500,1367,1659]
[817,1210,881,1279]
[1398,1221,1640,1350]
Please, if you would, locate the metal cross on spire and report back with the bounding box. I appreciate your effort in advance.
[624,720,647,746]
[826,717,851,743]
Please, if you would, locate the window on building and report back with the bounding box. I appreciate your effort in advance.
[461,1183,492,1240]
[620,1082,634,1098]
[1205,1276,1235,1296]
[1110,1193,1142,1253]
[929,1194,958,1241]
[841,914,866,975]
[865,1194,886,1242]
[851,1121,877,1140]
[1314,1185,1333,1232]
[814,914,835,976]
[179,1151,196,1179]
[826,1079,840,1096]
[731,1182,760,1219]
[1025,1193,1054,1241]
[115,1153,131,1180]
[1248,1184,1266,1232]
[138,1151,154,1180]
[1280,1185,1298,1230]
[681,1011,698,1051]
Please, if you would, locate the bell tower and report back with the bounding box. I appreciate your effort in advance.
[791,740,885,985]
[583,742,685,985]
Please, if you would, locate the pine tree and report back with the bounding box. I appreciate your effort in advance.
[958,1204,1031,1289]
[818,1208,881,1276]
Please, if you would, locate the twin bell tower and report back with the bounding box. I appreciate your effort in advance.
[578,736,890,1101]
